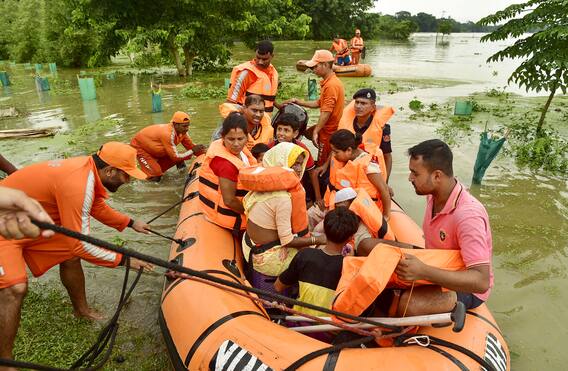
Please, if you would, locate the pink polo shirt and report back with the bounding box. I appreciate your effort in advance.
[423,181,493,301]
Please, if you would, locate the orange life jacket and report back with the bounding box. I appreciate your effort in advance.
[198,139,256,231]
[333,244,465,320]
[350,36,364,52]
[332,39,350,57]
[348,188,394,240]
[228,61,278,113]
[325,148,388,209]
[218,103,274,150]
[338,101,395,155]
[239,166,308,237]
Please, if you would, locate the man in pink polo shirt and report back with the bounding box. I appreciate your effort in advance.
[395,139,493,316]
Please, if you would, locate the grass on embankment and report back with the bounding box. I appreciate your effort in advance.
[14,283,169,370]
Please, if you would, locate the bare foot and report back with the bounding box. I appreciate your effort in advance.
[73,307,105,321]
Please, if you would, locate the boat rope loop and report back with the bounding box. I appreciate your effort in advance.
[30,220,402,331]
[0,258,143,371]
[396,333,497,371]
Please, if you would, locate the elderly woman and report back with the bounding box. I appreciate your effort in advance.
[241,142,326,291]
[198,112,257,233]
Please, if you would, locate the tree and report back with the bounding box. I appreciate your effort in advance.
[297,0,374,40]
[77,0,310,76]
[414,12,438,32]
[479,0,568,134]
[437,19,452,42]
[395,11,412,21]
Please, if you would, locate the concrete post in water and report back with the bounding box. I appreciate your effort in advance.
[35,63,43,74]
[78,76,97,101]
[0,71,10,87]
[49,63,57,74]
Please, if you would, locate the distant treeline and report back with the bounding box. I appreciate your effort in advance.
[0,0,492,74]
[356,11,496,41]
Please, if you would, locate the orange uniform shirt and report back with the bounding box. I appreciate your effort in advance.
[316,73,345,164]
[130,123,195,161]
[0,157,129,287]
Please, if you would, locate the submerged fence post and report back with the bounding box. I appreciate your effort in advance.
[454,100,473,116]
[0,71,10,87]
[151,89,162,113]
[308,78,318,100]
[78,76,97,101]
[35,76,50,91]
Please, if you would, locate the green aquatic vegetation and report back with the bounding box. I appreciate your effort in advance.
[13,283,169,370]
[14,284,100,368]
[436,118,473,146]
[179,83,226,100]
[62,118,124,154]
[279,80,307,100]
[50,78,74,95]
[471,100,487,113]
[409,99,424,111]
[505,122,568,175]
[111,236,127,247]
[485,87,510,99]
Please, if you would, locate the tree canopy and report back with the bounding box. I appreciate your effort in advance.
[480,0,568,133]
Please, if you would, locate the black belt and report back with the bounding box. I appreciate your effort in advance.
[245,227,308,255]
[199,176,248,197]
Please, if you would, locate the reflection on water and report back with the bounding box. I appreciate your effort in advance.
[0,34,566,370]
[82,100,101,123]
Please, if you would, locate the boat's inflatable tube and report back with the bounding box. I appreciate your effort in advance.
[160,157,510,371]
[296,60,372,77]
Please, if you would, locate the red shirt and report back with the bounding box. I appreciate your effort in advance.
[209,157,239,182]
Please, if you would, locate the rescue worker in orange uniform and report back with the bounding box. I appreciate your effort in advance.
[198,113,257,234]
[0,142,153,368]
[218,94,274,150]
[338,88,395,178]
[227,40,279,114]
[329,36,351,66]
[349,29,364,65]
[130,111,206,181]
[284,50,345,167]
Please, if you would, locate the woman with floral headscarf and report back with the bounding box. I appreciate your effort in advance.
[242,142,327,292]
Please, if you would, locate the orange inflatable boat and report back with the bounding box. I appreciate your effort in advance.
[160,158,510,370]
[296,60,372,77]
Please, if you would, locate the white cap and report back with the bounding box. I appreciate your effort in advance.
[335,187,357,204]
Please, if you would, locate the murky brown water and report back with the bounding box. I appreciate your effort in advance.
[1,34,566,369]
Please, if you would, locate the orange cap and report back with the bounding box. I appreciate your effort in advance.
[97,142,147,180]
[304,50,335,68]
[170,111,190,124]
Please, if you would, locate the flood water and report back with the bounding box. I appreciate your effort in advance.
[1,33,566,370]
